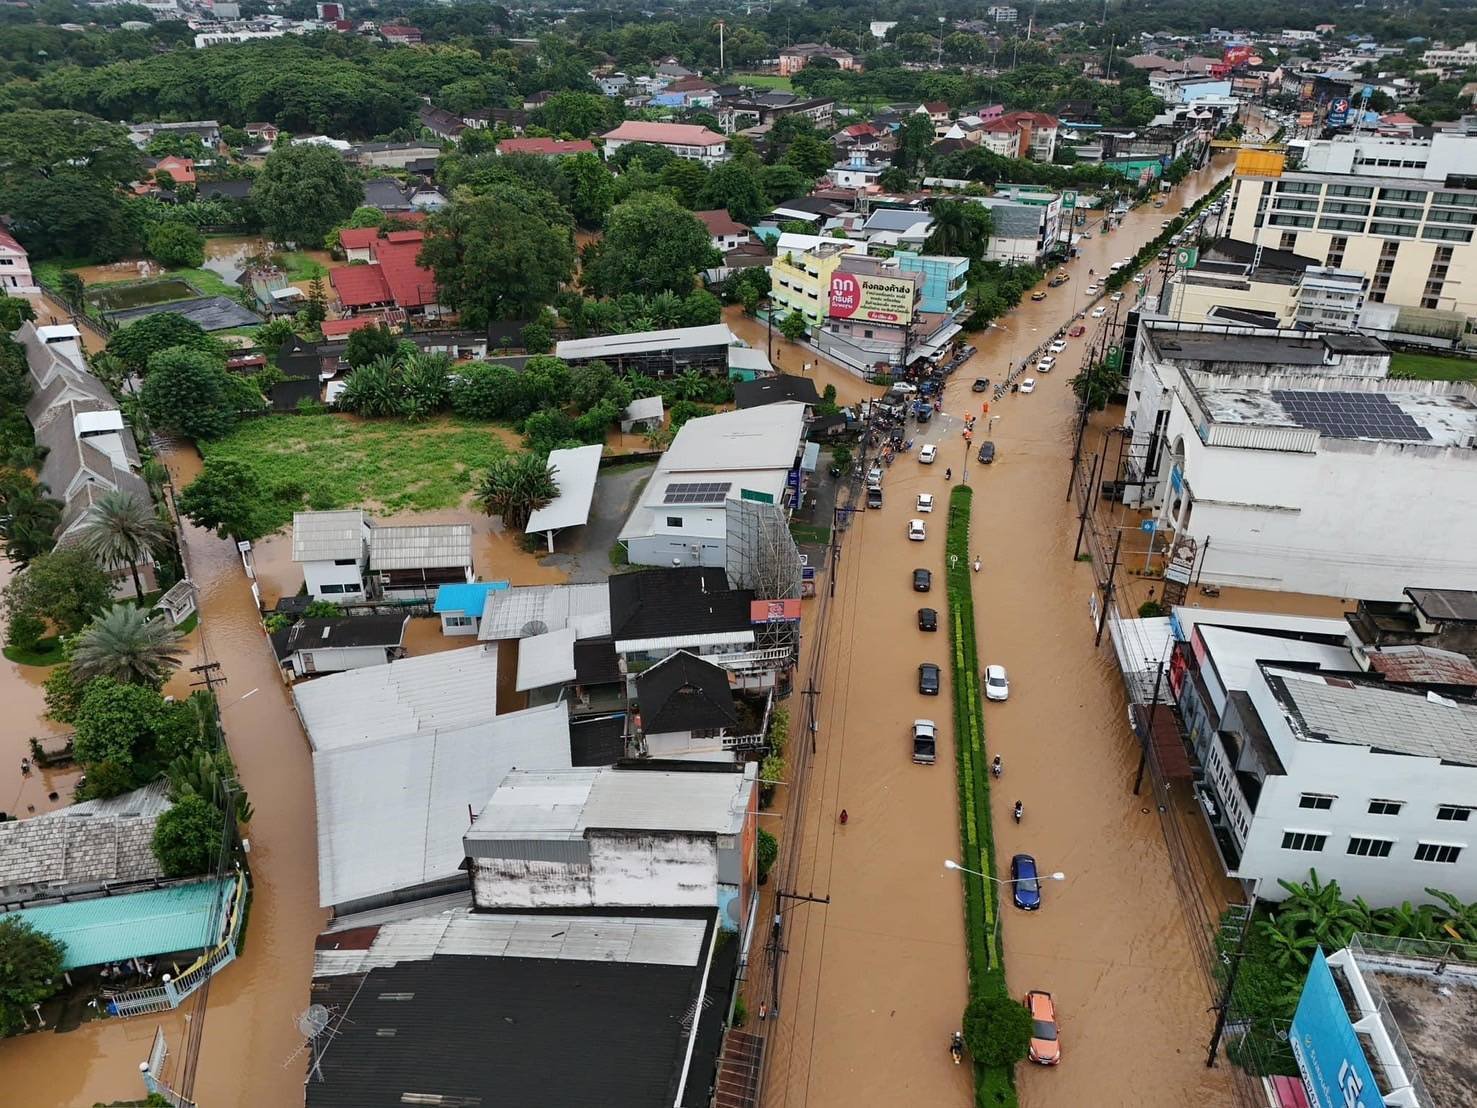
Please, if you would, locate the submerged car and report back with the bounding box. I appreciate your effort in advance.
[918,662,941,695]
[977,441,995,464]
[984,664,1009,700]
[1026,991,1061,1065]
[1091,306,1107,318]
[917,607,938,632]
[972,378,990,392]
[1049,340,1067,353]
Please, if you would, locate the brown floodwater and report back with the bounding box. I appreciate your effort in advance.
[760,158,1247,1107]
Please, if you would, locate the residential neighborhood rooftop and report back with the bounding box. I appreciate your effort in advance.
[525,443,603,536]
[478,582,613,641]
[368,523,473,571]
[292,510,365,563]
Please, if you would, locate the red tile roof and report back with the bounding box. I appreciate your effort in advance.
[385,230,426,244]
[339,227,381,251]
[373,242,438,309]
[601,121,726,148]
[694,209,747,237]
[497,137,597,156]
[0,229,25,254]
[321,316,383,338]
[330,264,392,308]
[155,156,196,185]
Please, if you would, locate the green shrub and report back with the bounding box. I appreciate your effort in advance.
[757,828,778,882]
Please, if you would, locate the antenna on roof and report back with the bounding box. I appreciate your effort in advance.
[284,1003,342,1082]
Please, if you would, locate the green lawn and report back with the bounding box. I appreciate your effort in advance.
[4,636,64,667]
[201,413,511,534]
[736,73,793,91]
[1390,351,1477,382]
[279,252,328,282]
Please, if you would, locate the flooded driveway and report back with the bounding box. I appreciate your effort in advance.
[761,159,1241,1107]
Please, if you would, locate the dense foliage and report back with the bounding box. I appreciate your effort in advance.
[0,918,65,1038]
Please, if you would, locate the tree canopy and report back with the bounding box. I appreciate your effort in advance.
[0,917,65,1038]
[140,346,255,441]
[585,193,716,298]
[253,143,363,247]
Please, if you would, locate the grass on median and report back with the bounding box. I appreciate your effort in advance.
[945,484,1018,1108]
[200,413,510,534]
[1390,351,1477,382]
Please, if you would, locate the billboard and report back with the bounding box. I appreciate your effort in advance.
[829,271,915,324]
[1223,44,1254,68]
[1327,97,1351,126]
[1290,950,1381,1108]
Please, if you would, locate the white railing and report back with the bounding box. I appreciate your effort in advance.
[709,646,794,674]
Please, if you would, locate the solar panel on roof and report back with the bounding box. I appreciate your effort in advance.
[663,481,733,505]
[1270,390,1431,442]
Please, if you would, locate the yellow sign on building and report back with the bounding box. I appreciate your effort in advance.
[1235,149,1286,178]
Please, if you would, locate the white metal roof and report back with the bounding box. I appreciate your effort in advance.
[614,629,754,654]
[313,701,571,908]
[368,523,472,571]
[293,645,499,752]
[73,410,124,435]
[726,345,773,375]
[661,402,807,474]
[292,510,365,563]
[468,767,754,841]
[515,627,578,691]
[525,444,603,536]
[478,583,611,641]
[555,323,736,361]
[314,908,707,977]
[623,395,664,422]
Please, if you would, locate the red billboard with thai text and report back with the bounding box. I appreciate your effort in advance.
[1223,45,1255,69]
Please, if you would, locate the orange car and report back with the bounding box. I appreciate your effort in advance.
[1026,990,1060,1065]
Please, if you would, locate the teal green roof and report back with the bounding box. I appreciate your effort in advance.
[1,878,233,969]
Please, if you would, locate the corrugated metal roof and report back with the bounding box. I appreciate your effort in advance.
[293,645,500,752]
[368,523,472,571]
[468,767,752,842]
[525,444,603,536]
[293,510,366,563]
[0,877,233,969]
[623,395,664,422]
[313,701,572,907]
[515,627,578,691]
[478,583,612,641]
[315,908,705,977]
[555,324,736,361]
[658,402,806,474]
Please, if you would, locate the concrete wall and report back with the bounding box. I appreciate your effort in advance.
[470,831,719,909]
[644,731,734,761]
[626,522,727,568]
[302,559,365,602]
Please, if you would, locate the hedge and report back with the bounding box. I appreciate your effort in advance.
[945,485,1018,1107]
[1102,176,1233,296]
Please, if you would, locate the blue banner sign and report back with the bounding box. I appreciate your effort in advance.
[1290,949,1380,1108]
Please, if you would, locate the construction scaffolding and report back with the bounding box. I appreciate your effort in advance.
[724,497,803,659]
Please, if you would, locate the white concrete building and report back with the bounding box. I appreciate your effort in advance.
[618,403,808,568]
[1124,320,1477,599]
[1175,612,1477,905]
[292,510,369,603]
[965,195,1062,265]
[1166,261,1368,331]
[1219,136,1477,316]
[1421,41,1477,70]
[600,121,728,166]
[464,764,759,935]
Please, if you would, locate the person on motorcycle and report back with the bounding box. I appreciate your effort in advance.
[950,1032,964,1063]
[1013,800,1023,823]
[991,755,1002,777]
[945,467,952,481]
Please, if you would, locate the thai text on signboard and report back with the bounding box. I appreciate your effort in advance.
[829,271,914,324]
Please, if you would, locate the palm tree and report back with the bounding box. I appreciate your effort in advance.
[647,291,683,328]
[0,480,62,566]
[70,604,185,686]
[78,489,170,599]
[476,453,559,532]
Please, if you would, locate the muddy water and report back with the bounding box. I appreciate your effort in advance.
[723,306,881,409]
[764,159,1243,1106]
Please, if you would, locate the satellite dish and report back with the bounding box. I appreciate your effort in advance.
[297,1004,331,1039]
[519,620,548,637]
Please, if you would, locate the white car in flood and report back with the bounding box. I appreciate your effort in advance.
[917,493,934,513]
[1049,340,1068,353]
[908,519,927,542]
[919,444,938,464]
[1091,306,1108,318]
[984,664,1010,701]
[1019,378,1036,394]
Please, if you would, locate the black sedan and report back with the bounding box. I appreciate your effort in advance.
[913,568,932,592]
[918,607,938,632]
[918,663,941,695]
[971,378,990,392]
[977,441,996,464]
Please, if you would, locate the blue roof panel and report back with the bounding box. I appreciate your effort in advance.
[1,878,234,969]
[433,580,510,614]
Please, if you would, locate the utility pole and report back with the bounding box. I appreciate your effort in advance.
[767,890,831,1015]
[189,661,226,694]
[801,680,819,753]
[1206,897,1256,1067]
[1072,451,1101,560]
[1095,530,1122,647]
[1065,385,1093,502]
[1133,653,1167,795]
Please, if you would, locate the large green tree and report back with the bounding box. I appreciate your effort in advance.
[177,457,270,540]
[253,143,363,246]
[145,221,206,268]
[3,547,111,639]
[1,173,136,261]
[71,604,185,687]
[420,185,575,325]
[534,90,618,138]
[585,193,717,298]
[107,313,226,375]
[0,917,65,1038]
[962,991,1034,1068]
[561,152,615,229]
[0,475,61,569]
[701,162,767,225]
[0,108,141,182]
[152,793,226,878]
[139,347,245,441]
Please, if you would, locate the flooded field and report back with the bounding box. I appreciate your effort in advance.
[761,159,1246,1107]
[87,278,201,312]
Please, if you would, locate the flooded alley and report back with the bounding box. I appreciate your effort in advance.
[760,159,1243,1107]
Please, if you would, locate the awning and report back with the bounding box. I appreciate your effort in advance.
[516,627,578,691]
[909,322,964,363]
[801,441,820,472]
[526,444,603,535]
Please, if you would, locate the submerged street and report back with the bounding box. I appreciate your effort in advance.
[760,158,1241,1106]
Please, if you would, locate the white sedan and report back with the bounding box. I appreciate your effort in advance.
[1091,306,1108,318]
[908,519,927,542]
[1049,340,1068,353]
[919,444,938,464]
[984,664,1010,701]
[1084,284,1099,294]
[1019,378,1036,394]
[1110,291,1124,302]
[917,493,934,513]
[1036,357,1055,373]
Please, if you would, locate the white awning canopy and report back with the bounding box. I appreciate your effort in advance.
[526,445,603,536]
[516,627,578,691]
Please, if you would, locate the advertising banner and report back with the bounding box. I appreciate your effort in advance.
[829,271,915,323]
[1290,950,1381,1108]
[1223,45,1254,68]
[1327,98,1351,127]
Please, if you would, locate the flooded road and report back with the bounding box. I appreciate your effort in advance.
[762,158,1243,1107]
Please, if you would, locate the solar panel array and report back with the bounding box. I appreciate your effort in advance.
[663,481,733,505]
[1270,390,1432,442]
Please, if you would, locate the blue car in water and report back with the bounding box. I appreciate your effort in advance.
[1011,854,1042,910]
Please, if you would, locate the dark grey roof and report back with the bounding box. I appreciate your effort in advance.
[280,616,408,658]
[197,179,252,201]
[1322,333,1386,354]
[573,637,622,685]
[569,715,625,766]
[1205,237,1320,273]
[608,568,753,642]
[306,949,706,1108]
[636,650,738,734]
[734,373,821,409]
[25,371,112,427]
[363,177,412,210]
[1406,588,1477,626]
